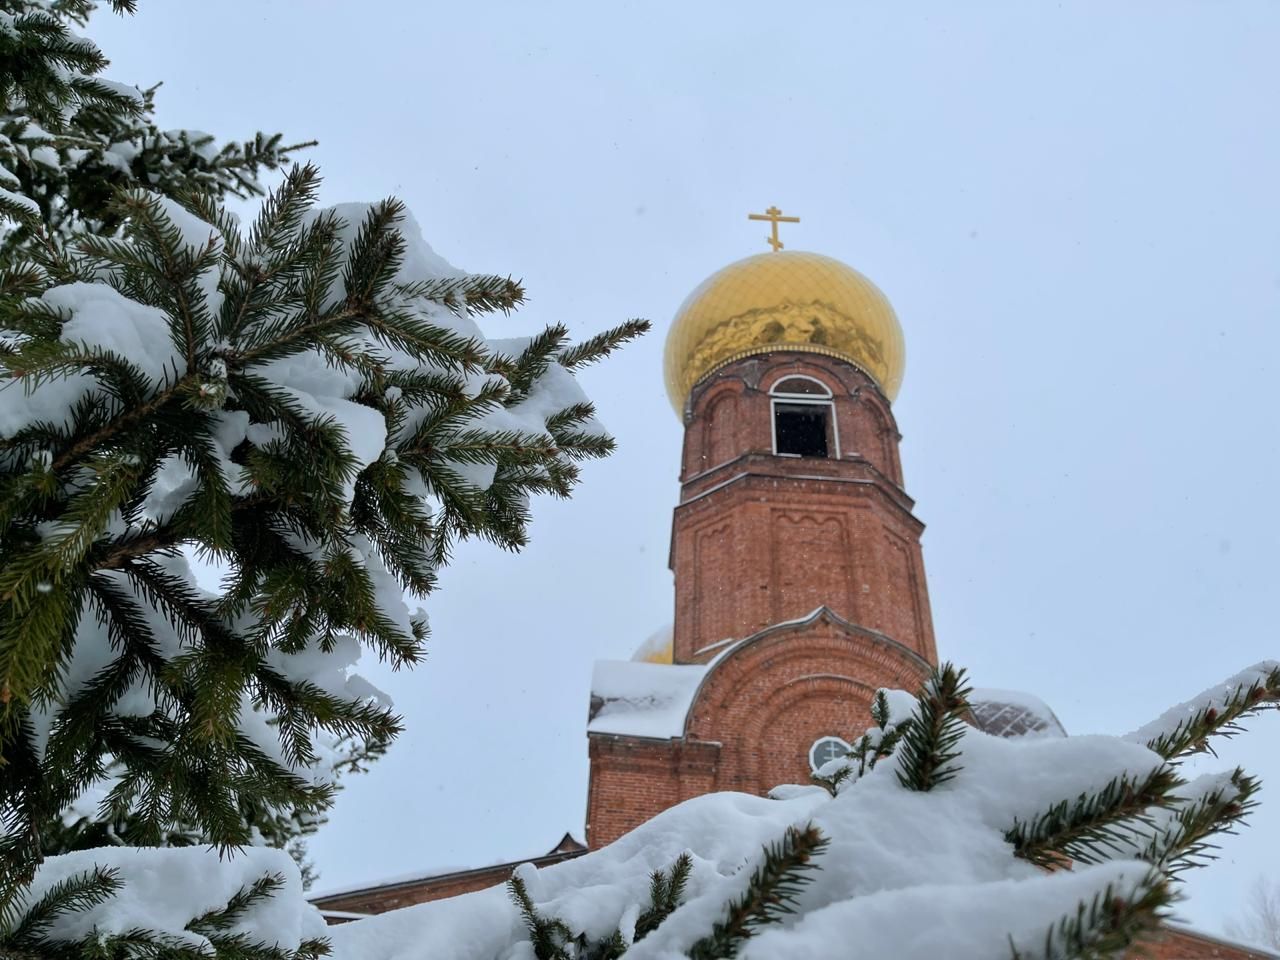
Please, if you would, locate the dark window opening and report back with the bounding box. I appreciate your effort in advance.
[775,404,830,457]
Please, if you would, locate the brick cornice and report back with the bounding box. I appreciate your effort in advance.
[680,451,917,510]
[676,465,922,527]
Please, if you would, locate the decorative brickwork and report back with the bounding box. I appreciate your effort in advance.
[685,610,931,794]
[670,353,934,664]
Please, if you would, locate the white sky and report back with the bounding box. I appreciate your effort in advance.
[92,1,1279,939]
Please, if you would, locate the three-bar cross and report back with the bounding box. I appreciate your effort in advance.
[748,206,800,251]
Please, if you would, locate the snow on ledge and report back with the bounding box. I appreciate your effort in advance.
[588,660,710,739]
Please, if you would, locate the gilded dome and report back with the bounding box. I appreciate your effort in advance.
[663,251,905,414]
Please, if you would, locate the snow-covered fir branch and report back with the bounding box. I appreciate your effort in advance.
[0,163,647,925]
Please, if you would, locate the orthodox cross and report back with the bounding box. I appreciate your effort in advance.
[748,205,800,251]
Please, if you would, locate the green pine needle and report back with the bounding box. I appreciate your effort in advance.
[689,824,829,960]
[895,662,972,792]
[1006,766,1183,869]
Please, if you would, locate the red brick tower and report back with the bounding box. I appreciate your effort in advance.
[671,350,935,666]
[585,237,940,849]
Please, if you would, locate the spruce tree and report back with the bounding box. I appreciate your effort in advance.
[0,168,646,947]
[1,0,425,886]
[0,5,648,943]
[0,0,311,258]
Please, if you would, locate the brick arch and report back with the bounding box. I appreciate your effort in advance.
[760,361,846,398]
[689,374,747,419]
[684,377,748,477]
[856,391,903,484]
[682,609,931,794]
[703,389,741,468]
[745,673,879,792]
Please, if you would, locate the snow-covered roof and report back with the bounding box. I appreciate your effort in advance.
[309,833,585,902]
[969,688,1067,739]
[588,659,709,738]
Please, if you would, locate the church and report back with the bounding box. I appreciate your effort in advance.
[312,213,1269,960]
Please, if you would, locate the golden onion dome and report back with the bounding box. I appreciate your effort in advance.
[663,250,905,415]
[631,625,673,664]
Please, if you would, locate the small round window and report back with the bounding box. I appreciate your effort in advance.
[809,736,850,772]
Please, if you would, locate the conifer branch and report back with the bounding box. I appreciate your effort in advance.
[1,24,645,921]
[1006,766,1183,869]
[688,824,828,960]
[494,324,570,399]
[508,871,574,960]
[634,851,693,942]
[47,374,195,473]
[1011,870,1173,960]
[895,662,971,792]
[1132,767,1260,877]
[1132,663,1280,762]
[1,866,121,948]
[556,319,651,371]
[187,873,284,935]
[813,690,913,795]
[396,274,525,315]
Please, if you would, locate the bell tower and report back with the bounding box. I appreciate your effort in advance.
[664,245,936,666]
[670,354,935,665]
[585,220,938,849]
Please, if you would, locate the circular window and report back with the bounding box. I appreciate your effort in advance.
[809,736,851,772]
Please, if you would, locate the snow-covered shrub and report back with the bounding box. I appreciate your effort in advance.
[0,0,390,879]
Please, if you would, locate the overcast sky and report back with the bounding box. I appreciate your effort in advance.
[93,1,1279,939]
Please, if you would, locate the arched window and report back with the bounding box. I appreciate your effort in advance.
[771,377,838,459]
[772,376,831,396]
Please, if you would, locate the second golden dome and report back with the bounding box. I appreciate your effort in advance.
[663,251,905,414]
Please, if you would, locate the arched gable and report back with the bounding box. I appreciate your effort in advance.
[681,607,932,795]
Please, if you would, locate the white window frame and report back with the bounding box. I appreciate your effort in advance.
[809,735,852,773]
[770,377,840,459]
